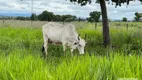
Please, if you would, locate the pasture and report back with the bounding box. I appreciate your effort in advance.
[0,20,142,80]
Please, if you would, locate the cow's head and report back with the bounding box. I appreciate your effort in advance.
[73,34,86,54]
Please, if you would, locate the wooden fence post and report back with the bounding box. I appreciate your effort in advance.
[126,23,128,30]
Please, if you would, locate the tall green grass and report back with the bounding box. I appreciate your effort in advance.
[0,50,142,80]
[0,22,142,80]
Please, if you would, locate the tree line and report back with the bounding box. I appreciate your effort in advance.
[1,11,141,23]
[10,10,77,22]
[31,10,77,22]
[122,12,142,22]
[87,11,142,23]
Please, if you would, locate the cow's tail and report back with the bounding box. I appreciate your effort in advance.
[41,43,47,59]
[42,43,46,58]
[42,43,45,53]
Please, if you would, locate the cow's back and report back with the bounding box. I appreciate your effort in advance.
[62,23,78,42]
[42,22,78,43]
[42,22,65,42]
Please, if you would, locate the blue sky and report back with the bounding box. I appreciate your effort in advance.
[0,0,142,20]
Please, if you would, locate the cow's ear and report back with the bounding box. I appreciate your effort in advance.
[78,34,80,41]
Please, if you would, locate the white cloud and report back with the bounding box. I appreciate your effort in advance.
[0,0,142,20]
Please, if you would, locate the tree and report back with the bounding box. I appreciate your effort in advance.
[69,0,142,47]
[88,11,101,29]
[134,12,141,22]
[38,14,43,21]
[88,11,101,22]
[70,0,110,47]
[30,13,37,21]
[38,10,54,21]
[122,17,127,22]
[61,14,77,22]
[53,15,62,21]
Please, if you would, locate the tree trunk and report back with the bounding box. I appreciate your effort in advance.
[100,0,110,47]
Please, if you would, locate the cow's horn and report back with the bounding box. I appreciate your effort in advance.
[78,34,80,40]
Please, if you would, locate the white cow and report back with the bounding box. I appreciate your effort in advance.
[42,22,86,56]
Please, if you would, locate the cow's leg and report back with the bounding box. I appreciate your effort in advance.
[70,49,74,56]
[62,42,67,56]
[43,39,48,57]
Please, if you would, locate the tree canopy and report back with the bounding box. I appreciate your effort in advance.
[134,12,142,22]
[87,11,101,22]
[31,13,38,21]
[70,0,142,6]
[122,17,127,22]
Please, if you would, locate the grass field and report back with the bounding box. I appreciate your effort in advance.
[0,20,142,80]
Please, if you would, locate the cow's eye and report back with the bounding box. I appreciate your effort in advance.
[74,42,78,45]
[79,44,81,46]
